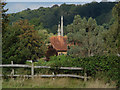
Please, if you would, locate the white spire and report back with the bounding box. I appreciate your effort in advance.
[61,16,63,36]
[58,23,61,36]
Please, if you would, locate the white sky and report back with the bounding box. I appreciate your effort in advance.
[5,0,115,2]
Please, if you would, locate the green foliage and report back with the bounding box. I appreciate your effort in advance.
[38,29,53,44]
[9,2,117,34]
[36,55,120,85]
[102,2,120,55]
[2,2,10,64]
[2,20,47,64]
[41,55,120,83]
[2,2,9,33]
[67,15,106,57]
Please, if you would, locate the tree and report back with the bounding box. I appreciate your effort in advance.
[9,2,116,34]
[103,2,120,55]
[2,20,46,64]
[38,29,53,44]
[113,2,120,54]
[2,2,10,64]
[67,15,105,57]
[2,2,9,34]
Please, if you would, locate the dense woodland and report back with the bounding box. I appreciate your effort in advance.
[9,2,117,34]
[2,1,120,87]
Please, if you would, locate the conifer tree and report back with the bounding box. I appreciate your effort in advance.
[2,2,10,63]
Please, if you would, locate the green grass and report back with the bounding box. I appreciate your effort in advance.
[2,77,116,88]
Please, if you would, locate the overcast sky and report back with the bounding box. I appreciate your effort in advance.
[4,0,117,13]
[5,0,115,2]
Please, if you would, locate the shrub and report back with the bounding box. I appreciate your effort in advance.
[42,55,120,83]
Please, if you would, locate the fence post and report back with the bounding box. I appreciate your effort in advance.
[11,61,14,76]
[31,62,34,79]
[52,72,55,80]
[84,68,87,82]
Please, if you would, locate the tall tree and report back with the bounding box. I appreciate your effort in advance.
[2,20,46,64]
[2,2,9,64]
[113,2,120,54]
[103,2,120,55]
[2,2,9,34]
[67,15,105,57]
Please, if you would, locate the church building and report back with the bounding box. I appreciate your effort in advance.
[45,16,67,61]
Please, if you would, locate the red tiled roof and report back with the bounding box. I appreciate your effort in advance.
[50,36,67,51]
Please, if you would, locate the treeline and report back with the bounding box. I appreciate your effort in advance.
[9,2,117,34]
[67,2,120,57]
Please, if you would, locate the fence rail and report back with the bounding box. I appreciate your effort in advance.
[0,64,31,68]
[0,61,89,81]
[0,64,83,70]
[0,74,90,79]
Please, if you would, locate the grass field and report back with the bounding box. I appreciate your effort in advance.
[2,77,116,88]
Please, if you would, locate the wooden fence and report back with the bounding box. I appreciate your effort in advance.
[0,61,90,81]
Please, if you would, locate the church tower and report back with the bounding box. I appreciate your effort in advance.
[61,16,63,36]
[58,23,61,36]
[58,16,64,36]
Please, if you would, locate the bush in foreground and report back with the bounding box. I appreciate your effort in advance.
[36,55,120,87]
